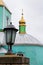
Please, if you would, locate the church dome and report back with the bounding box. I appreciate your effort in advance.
[15,10,40,45]
[19,9,25,23]
[0,10,40,45]
[3,10,41,45]
[19,16,25,23]
[15,33,40,45]
[0,0,5,6]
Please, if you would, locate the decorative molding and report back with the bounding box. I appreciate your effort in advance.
[19,32,26,34]
[19,24,26,26]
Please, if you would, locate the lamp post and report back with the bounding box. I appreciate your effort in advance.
[3,22,18,54]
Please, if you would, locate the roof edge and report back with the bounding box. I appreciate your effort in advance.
[1,43,43,46]
[14,43,43,46]
[0,5,12,14]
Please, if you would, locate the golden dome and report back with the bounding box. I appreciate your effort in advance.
[19,16,25,22]
[0,0,5,6]
[19,9,25,22]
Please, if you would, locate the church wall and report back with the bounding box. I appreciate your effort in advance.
[36,46,43,65]
[3,7,11,28]
[0,6,11,29]
[3,45,43,65]
[5,8,11,24]
[12,45,36,65]
[0,7,3,29]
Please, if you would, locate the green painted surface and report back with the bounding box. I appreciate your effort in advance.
[0,7,3,29]
[19,26,26,33]
[3,7,11,28]
[5,8,11,25]
[3,45,43,65]
[0,29,3,32]
[0,6,11,29]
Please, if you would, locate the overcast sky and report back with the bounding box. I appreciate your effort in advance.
[4,0,43,43]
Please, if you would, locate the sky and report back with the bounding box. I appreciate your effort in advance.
[4,0,43,43]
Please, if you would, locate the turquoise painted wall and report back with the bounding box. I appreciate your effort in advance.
[0,7,3,29]
[3,45,43,65]
[0,6,11,29]
[4,8,11,28]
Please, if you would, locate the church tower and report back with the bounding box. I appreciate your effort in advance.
[19,10,26,34]
[0,0,11,31]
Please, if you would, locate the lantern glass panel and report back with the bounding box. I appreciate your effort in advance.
[12,30,16,44]
[5,30,12,44]
[4,31,7,43]
[7,30,11,43]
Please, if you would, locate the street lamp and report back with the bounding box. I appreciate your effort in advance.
[3,22,18,54]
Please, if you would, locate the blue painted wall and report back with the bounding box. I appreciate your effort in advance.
[0,7,3,29]
[3,45,43,65]
[4,7,11,28]
[0,6,11,29]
